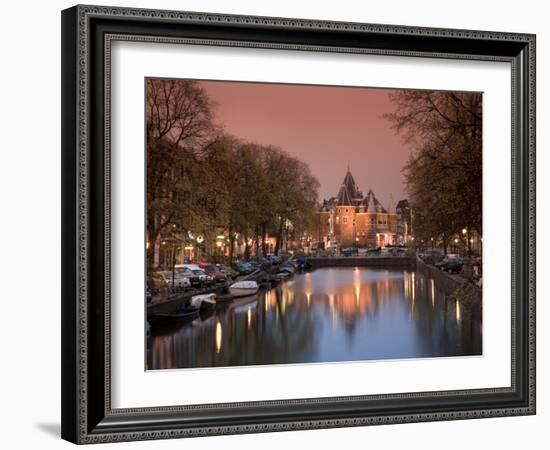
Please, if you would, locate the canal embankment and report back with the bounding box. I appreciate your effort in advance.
[304,256,416,269]
[416,256,481,300]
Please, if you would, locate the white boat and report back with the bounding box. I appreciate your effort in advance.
[190,293,216,311]
[229,281,259,297]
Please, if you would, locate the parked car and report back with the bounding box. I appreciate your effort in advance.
[388,246,406,255]
[200,264,227,283]
[421,250,445,265]
[233,261,254,276]
[191,269,214,286]
[279,261,296,275]
[267,255,282,265]
[173,265,201,287]
[341,247,358,256]
[367,247,381,255]
[435,254,464,273]
[216,264,238,280]
[156,271,192,288]
[249,257,272,270]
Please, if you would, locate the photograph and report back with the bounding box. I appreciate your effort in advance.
[145,79,483,370]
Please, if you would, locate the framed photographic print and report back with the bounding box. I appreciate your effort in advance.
[61,4,536,444]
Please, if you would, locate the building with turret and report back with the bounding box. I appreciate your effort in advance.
[312,169,398,250]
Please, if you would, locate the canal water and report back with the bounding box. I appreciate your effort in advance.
[147,267,482,370]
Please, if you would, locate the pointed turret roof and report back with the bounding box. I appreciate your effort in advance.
[336,184,354,206]
[366,190,376,213]
[342,168,362,199]
[336,169,362,206]
[365,188,387,213]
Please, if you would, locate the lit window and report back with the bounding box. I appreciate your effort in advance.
[343,217,348,224]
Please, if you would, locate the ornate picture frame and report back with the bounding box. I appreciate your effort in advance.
[61,4,535,444]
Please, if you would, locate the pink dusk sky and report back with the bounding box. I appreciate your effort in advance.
[197,80,413,209]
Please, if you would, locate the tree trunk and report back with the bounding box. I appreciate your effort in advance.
[261,222,267,256]
[228,226,234,264]
[244,232,250,260]
[146,214,162,274]
[284,223,290,252]
[274,216,284,256]
[254,225,260,256]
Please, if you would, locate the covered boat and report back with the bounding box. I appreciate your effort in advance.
[229,280,259,297]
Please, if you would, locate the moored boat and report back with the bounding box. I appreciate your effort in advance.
[229,280,259,297]
[190,293,216,311]
[215,293,234,302]
[148,307,200,327]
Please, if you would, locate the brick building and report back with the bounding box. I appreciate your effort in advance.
[312,169,398,250]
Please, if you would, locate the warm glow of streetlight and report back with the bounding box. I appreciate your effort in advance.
[216,241,223,248]
[454,238,459,243]
[462,228,467,235]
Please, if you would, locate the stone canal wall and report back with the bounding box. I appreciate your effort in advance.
[415,256,477,297]
[305,256,416,269]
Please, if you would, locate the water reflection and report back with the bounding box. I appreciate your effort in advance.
[147,267,482,370]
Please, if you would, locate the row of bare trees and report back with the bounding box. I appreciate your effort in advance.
[146,79,319,267]
[386,90,482,254]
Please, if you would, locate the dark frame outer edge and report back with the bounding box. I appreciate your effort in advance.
[60,4,536,444]
[61,5,79,444]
